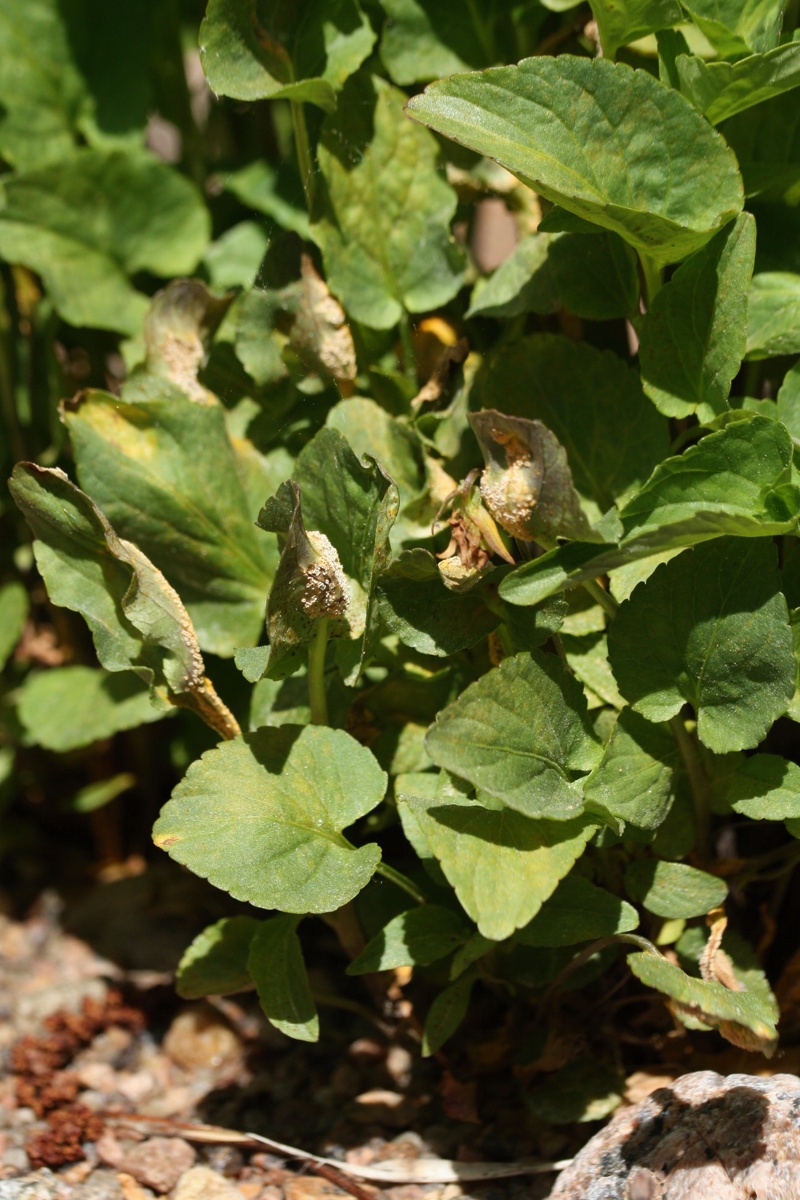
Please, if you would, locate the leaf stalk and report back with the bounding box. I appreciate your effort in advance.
[308,617,329,726]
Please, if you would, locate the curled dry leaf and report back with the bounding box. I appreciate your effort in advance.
[291,254,357,384]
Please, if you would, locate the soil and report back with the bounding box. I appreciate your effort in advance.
[5,864,800,1200]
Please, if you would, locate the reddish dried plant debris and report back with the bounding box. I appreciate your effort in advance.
[26,1104,105,1169]
[11,988,145,1168]
[16,1069,80,1117]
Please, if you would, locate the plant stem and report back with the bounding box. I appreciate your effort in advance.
[582,577,619,619]
[669,714,711,856]
[291,101,315,212]
[308,618,329,726]
[375,862,427,904]
[398,311,417,381]
[638,252,663,309]
[178,678,241,741]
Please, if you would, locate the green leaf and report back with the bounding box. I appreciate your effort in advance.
[376,550,499,657]
[421,969,475,1055]
[625,859,727,917]
[16,666,172,752]
[203,222,269,291]
[8,467,228,723]
[628,951,778,1054]
[547,232,640,321]
[587,0,682,60]
[561,633,625,712]
[0,0,152,170]
[348,905,470,973]
[313,72,465,328]
[777,362,800,442]
[425,651,602,820]
[403,791,597,940]
[721,90,800,203]
[499,417,799,606]
[746,274,800,360]
[608,538,794,752]
[0,0,90,169]
[199,0,375,110]
[516,876,639,947]
[0,581,28,671]
[676,925,779,1027]
[525,1056,623,1124]
[223,160,310,239]
[474,335,669,517]
[724,754,800,820]
[467,234,558,320]
[326,397,428,538]
[0,150,209,334]
[63,390,273,657]
[405,56,743,267]
[583,708,678,830]
[153,725,386,913]
[247,916,319,1042]
[176,916,261,999]
[68,773,136,814]
[676,44,800,126]
[638,213,756,422]
[379,0,515,85]
[678,0,785,57]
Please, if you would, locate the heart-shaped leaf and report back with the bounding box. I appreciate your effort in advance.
[401,789,597,940]
[608,538,794,752]
[314,72,465,328]
[406,56,743,266]
[425,651,602,819]
[153,725,386,913]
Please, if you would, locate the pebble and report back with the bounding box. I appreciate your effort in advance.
[550,1070,800,1199]
[117,1138,196,1193]
[172,1166,245,1200]
[162,1006,244,1075]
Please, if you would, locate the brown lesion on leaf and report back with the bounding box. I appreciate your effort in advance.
[433,469,514,592]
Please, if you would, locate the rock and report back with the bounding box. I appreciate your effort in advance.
[172,1166,244,1200]
[550,1070,800,1199]
[116,1172,155,1200]
[117,1137,196,1193]
[162,1006,243,1075]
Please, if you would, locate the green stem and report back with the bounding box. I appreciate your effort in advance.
[398,311,416,380]
[638,252,663,309]
[582,577,620,620]
[308,618,329,726]
[0,269,25,464]
[376,862,427,904]
[669,714,711,856]
[291,101,315,212]
[465,0,497,62]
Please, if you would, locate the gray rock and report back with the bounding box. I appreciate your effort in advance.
[550,1070,800,1199]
